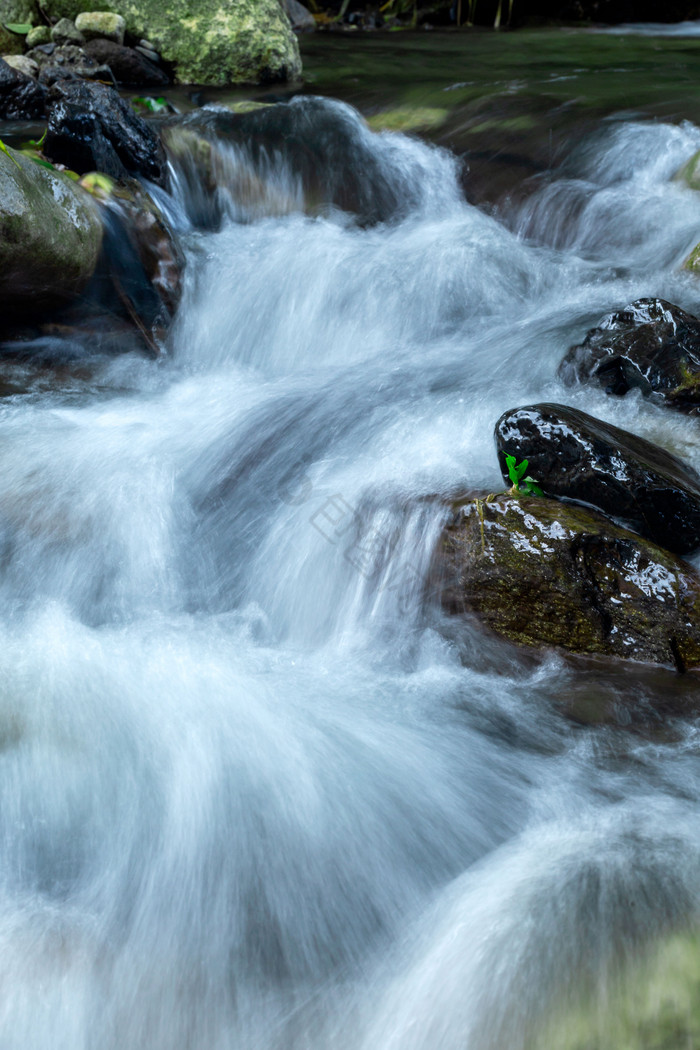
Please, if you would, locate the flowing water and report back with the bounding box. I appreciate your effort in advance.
[4,31,700,1050]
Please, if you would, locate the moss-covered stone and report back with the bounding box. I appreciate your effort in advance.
[440,494,700,670]
[0,143,102,316]
[24,23,49,45]
[38,0,302,85]
[74,10,125,43]
[676,148,700,191]
[530,930,700,1050]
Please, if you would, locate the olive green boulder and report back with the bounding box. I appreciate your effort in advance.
[24,22,49,44]
[37,0,302,84]
[440,494,700,670]
[0,145,103,316]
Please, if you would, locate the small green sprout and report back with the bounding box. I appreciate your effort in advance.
[504,453,543,497]
[131,96,169,114]
[0,138,20,169]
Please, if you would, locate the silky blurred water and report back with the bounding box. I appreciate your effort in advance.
[2,89,700,1049]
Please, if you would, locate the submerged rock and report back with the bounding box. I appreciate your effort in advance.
[440,494,700,671]
[0,143,102,316]
[170,97,427,226]
[495,403,700,555]
[559,298,700,412]
[0,55,46,118]
[38,0,302,85]
[96,178,183,348]
[45,77,167,185]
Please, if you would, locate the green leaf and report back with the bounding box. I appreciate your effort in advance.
[131,95,169,113]
[3,21,32,33]
[25,129,47,150]
[514,458,529,482]
[505,453,518,487]
[0,139,20,169]
[524,477,543,497]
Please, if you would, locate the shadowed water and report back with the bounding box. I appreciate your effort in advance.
[1,91,700,1048]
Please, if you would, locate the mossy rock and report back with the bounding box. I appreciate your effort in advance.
[24,23,49,45]
[0,23,25,53]
[0,0,38,23]
[675,148,700,191]
[440,493,700,670]
[38,0,302,85]
[0,144,102,316]
[530,930,700,1050]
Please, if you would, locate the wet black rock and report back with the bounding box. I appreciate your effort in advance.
[495,403,700,555]
[83,39,169,87]
[559,298,700,412]
[0,56,47,119]
[45,78,167,186]
[440,494,700,671]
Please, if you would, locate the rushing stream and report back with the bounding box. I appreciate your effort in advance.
[4,31,700,1050]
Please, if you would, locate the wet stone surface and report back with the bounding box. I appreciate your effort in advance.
[45,77,167,186]
[495,403,700,555]
[559,298,700,412]
[440,494,700,671]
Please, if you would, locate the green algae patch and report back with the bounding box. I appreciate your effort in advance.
[366,106,448,133]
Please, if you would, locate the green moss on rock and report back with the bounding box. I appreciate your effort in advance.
[440,494,700,669]
[0,144,102,315]
[0,0,38,23]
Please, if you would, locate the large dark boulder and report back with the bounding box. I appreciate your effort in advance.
[0,57,47,120]
[83,39,169,87]
[44,78,167,186]
[495,403,700,555]
[439,494,700,671]
[559,298,700,412]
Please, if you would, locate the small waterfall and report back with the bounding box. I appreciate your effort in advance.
[1,92,700,1049]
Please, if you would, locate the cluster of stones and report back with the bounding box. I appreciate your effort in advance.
[440,299,700,674]
[0,0,302,87]
[0,10,170,113]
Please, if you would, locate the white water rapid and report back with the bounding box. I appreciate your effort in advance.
[2,96,700,1049]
